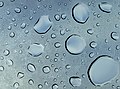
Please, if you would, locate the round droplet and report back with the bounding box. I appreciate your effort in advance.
[21,23,26,29]
[0,66,4,71]
[54,14,61,21]
[87,29,94,35]
[99,2,112,13]
[52,84,59,89]
[38,84,43,89]
[69,77,81,87]
[13,82,20,89]
[6,59,13,66]
[51,33,56,39]
[28,79,34,85]
[72,3,89,23]
[27,63,36,72]
[3,49,10,56]
[17,72,24,79]
[65,34,86,55]
[111,32,119,41]
[88,55,120,86]
[28,43,44,57]
[65,64,71,69]
[9,32,15,38]
[0,1,4,7]
[54,42,61,48]
[89,41,97,48]
[42,66,51,74]
[14,7,21,13]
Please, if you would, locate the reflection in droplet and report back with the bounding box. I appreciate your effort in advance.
[72,3,89,23]
[65,34,86,55]
[88,55,119,86]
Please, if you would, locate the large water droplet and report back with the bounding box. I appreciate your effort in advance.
[98,2,112,13]
[69,76,81,87]
[88,55,119,86]
[28,43,44,57]
[34,15,52,34]
[72,3,89,23]
[65,34,86,55]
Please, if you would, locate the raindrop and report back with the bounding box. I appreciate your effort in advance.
[34,15,52,34]
[14,7,21,13]
[54,14,61,21]
[42,66,51,74]
[27,63,36,72]
[28,43,44,57]
[88,55,119,86]
[6,59,13,66]
[111,32,119,41]
[3,49,10,56]
[13,82,19,89]
[98,2,112,13]
[9,32,15,38]
[69,76,81,87]
[65,34,86,55]
[0,1,4,7]
[21,23,26,29]
[72,3,89,23]
[52,84,59,89]
[38,84,43,89]
[0,66,4,71]
[54,42,61,48]
[87,29,94,35]
[17,72,24,79]
[89,41,97,48]
[28,79,34,85]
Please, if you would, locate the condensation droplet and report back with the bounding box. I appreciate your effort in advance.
[69,76,81,87]
[42,66,51,74]
[14,7,21,13]
[27,63,36,72]
[3,49,10,56]
[17,72,24,79]
[111,32,119,41]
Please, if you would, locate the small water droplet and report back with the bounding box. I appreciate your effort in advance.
[54,42,61,48]
[0,1,4,7]
[87,29,94,35]
[54,14,61,21]
[9,32,15,38]
[17,72,24,79]
[13,82,19,89]
[89,41,97,48]
[21,23,26,29]
[0,66,4,71]
[6,59,13,66]
[3,49,10,56]
[111,32,119,41]
[38,84,43,89]
[42,66,51,74]
[27,63,36,72]
[52,84,59,89]
[14,7,21,13]
[28,79,34,85]
[69,76,81,87]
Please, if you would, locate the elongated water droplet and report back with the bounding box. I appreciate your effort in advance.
[27,63,36,72]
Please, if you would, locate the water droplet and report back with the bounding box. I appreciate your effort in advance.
[28,43,44,57]
[98,2,112,13]
[111,32,119,41]
[54,42,61,48]
[27,63,36,72]
[3,49,10,56]
[42,66,51,74]
[0,66,4,71]
[8,26,12,30]
[34,15,52,34]
[6,59,13,66]
[60,29,65,35]
[13,82,20,89]
[17,72,24,79]
[72,3,89,23]
[28,79,34,85]
[14,7,21,13]
[21,23,26,29]
[89,52,95,58]
[61,13,67,20]
[54,68,59,73]
[54,14,61,21]
[69,76,81,87]
[38,84,43,89]
[87,29,94,35]
[65,64,71,69]
[51,33,56,39]
[65,34,86,55]
[9,32,15,38]
[0,1,4,7]
[52,84,59,89]
[116,45,120,50]
[89,41,97,48]
[88,55,119,86]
